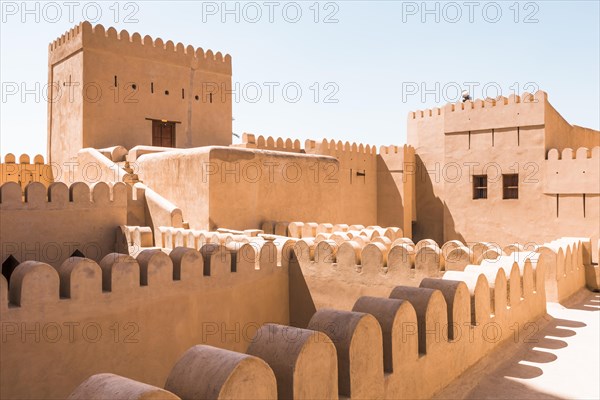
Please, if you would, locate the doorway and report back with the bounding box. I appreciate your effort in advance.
[152,120,176,147]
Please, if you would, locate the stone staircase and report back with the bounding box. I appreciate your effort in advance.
[117,161,142,184]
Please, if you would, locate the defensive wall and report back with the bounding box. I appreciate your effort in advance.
[58,237,586,400]
[0,245,289,399]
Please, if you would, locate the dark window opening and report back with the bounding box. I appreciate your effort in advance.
[151,82,154,93]
[209,93,213,103]
[165,90,169,95]
[2,254,20,284]
[114,75,118,87]
[473,175,487,199]
[503,174,519,199]
[182,88,185,99]
[131,83,137,90]
[195,95,199,101]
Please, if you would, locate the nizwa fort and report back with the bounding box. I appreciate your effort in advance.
[1,21,599,400]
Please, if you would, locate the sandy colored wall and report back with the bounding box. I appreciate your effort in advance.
[304,139,379,227]
[410,91,599,259]
[0,246,289,399]
[377,145,415,237]
[48,48,84,169]
[442,124,547,246]
[544,101,600,151]
[0,154,54,190]
[64,240,573,400]
[407,107,445,244]
[0,181,127,267]
[48,22,232,168]
[238,135,416,234]
[139,146,344,230]
[545,147,600,194]
[135,147,210,229]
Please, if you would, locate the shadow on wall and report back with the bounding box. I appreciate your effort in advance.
[376,156,404,229]
[442,201,466,246]
[288,253,317,328]
[413,154,446,244]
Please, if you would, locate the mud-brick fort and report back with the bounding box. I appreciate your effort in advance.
[1,21,599,400]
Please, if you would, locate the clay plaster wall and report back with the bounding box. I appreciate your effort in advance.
[0,154,54,190]
[409,91,600,260]
[137,146,386,231]
[0,246,289,399]
[68,240,562,400]
[0,181,127,266]
[407,106,446,244]
[48,22,232,168]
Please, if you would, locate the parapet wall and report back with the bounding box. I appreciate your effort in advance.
[68,240,551,400]
[285,225,588,310]
[0,181,128,266]
[544,146,600,194]
[410,91,547,134]
[0,246,289,399]
[49,21,231,75]
[0,153,54,190]
[238,133,303,153]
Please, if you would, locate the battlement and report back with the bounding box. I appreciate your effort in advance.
[240,133,303,153]
[0,181,127,209]
[49,21,231,75]
[3,153,46,164]
[1,154,54,190]
[66,240,553,400]
[547,145,600,160]
[270,221,587,310]
[1,245,287,311]
[153,226,296,269]
[304,138,378,157]
[409,90,547,120]
[544,146,600,194]
[1,245,290,399]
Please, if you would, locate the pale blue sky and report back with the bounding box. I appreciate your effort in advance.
[1,0,599,157]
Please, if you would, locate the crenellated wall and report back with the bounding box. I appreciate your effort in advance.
[48,21,232,169]
[0,153,54,190]
[545,146,600,194]
[0,246,289,399]
[0,181,128,267]
[66,238,562,400]
[408,90,600,264]
[137,145,389,230]
[238,133,303,153]
[289,230,587,310]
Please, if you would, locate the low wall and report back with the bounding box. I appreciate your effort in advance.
[0,245,290,399]
[293,234,587,310]
[0,181,128,267]
[68,243,549,399]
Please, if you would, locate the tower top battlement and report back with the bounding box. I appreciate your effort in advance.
[49,21,231,75]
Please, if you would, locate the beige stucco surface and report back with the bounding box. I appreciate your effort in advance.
[408,91,600,261]
[48,22,232,170]
[0,247,289,399]
[0,181,127,266]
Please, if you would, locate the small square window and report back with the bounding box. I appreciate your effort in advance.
[473,175,487,199]
[503,174,519,199]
